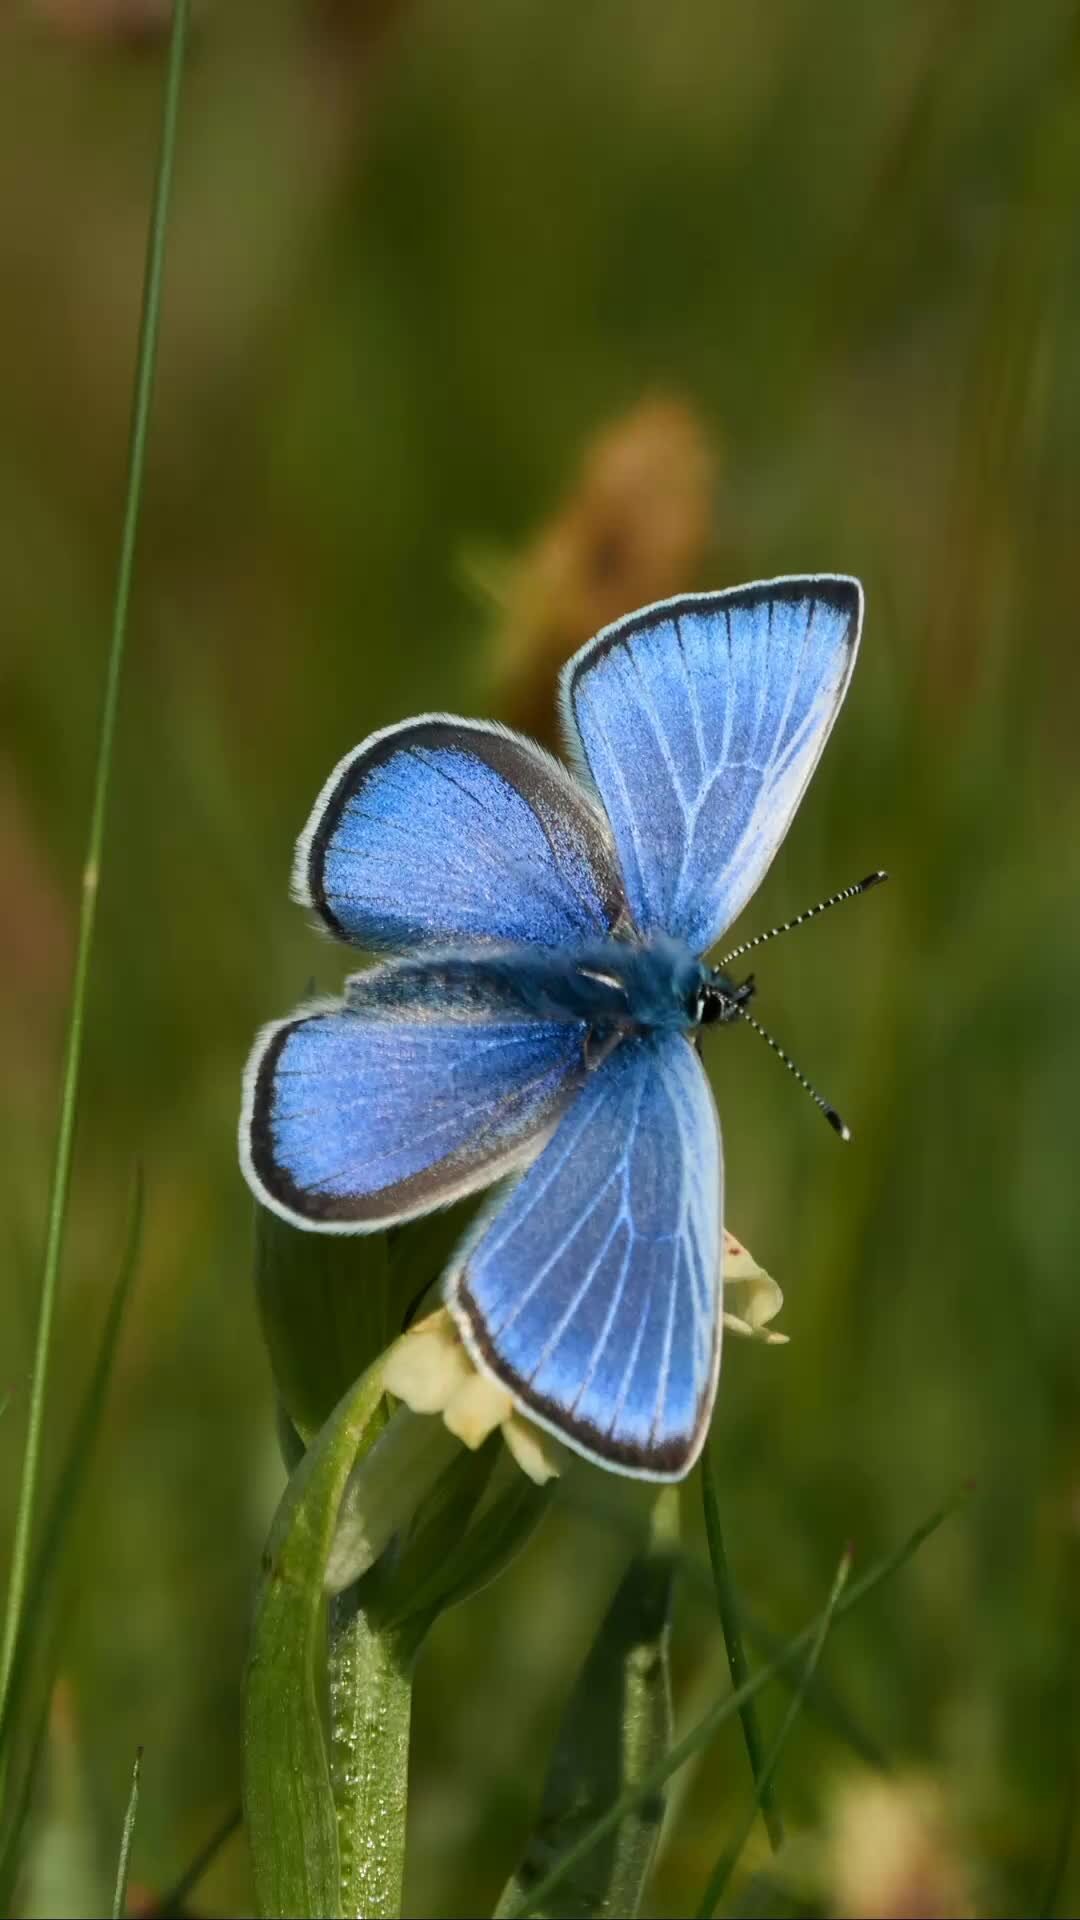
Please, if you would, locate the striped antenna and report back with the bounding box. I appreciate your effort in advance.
[718,871,887,967]
[734,1006,851,1141]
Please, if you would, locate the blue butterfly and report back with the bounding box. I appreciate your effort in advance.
[240,575,866,1480]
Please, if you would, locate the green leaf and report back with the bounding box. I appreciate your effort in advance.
[327,1591,412,1920]
[324,1407,464,1596]
[244,1357,388,1920]
[323,1422,554,1914]
[343,1428,555,1658]
[255,1208,395,1447]
[391,1452,554,1653]
[496,1492,677,1920]
[255,1200,480,1451]
[359,1434,501,1633]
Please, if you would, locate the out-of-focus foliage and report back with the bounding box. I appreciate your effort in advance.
[2,0,1079,1911]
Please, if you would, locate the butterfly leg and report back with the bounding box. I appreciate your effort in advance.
[583,1025,624,1074]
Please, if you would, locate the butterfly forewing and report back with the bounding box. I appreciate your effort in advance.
[448,1030,722,1480]
[296,715,628,952]
[561,576,862,955]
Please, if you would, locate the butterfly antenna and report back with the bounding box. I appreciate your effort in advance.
[734,1006,851,1141]
[718,870,887,967]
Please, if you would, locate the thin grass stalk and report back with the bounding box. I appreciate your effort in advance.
[157,1806,242,1915]
[111,1748,143,1920]
[495,1488,677,1920]
[0,1700,50,1913]
[700,1442,783,1852]
[501,1493,963,1917]
[695,1549,852,1916]
[562,1477,887,1772]
[0,1171,142,1772]
[0,0,190,1725]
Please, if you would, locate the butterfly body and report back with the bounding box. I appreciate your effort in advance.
[241,575,865,1478]
[345,934,713,1036]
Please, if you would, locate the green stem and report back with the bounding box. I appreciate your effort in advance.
[695,1550,852,1916]
[0,0,189,1725]
[111,1748,143,1920]
[700,1442,783,1851]
[328,1595,412,1920]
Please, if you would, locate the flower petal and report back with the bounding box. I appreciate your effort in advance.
[383,1308,473,1412]
[502,1415,566,1485]
[443,1371,515,1449]
[722,1230,788,1343]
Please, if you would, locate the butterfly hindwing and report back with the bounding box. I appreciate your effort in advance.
[295,715,628,953]
[561,576,862,954]
[448,1030,722,1479]
[242,960,588,1231]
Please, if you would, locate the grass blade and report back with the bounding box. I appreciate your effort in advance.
[700,1443,783,1851]
[742,1611,888,1772]
[0,1697,49,1915]
[695,1548,852,1916]
[156,1805,242,1914]
[501,1492,964,1918]
[111,1748,142,1920]
[0,1173,143,1772]
[0,0,190,1728]
[496,1490,677,1920]
[1037,1746,1076,1920]
[563,1477,888,1772]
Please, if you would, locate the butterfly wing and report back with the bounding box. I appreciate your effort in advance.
[295,715,628,952]
[241,960,589,1231]
[561,576,863,955]
[447,1030,721,1479]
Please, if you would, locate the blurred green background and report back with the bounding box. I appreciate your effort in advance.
[3,1,1080,1913]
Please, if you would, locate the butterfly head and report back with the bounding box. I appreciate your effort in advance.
[697,970,756,1027]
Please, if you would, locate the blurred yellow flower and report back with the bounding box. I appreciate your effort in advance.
[491,394,720,746]
[823,1773,975,1920]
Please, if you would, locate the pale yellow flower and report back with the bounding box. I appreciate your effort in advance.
[383,1308,567,1486]
[721,1229,789,1344]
